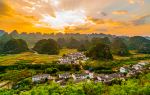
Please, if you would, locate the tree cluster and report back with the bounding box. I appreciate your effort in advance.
[129,36,150,53]
[111,38,130,56]
[87,43,113,60]
[1,32,150,56]
[33,39,59,55]
[2,39,29,54]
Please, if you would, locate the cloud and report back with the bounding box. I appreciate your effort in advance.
[88,17,128,27]
[106,23,150,36]
[132,14,150,25]
[7,0,55,18]
[128,0,144,5]
[0,0,12,16]
[0,0,149,35]
[88,17,104,24]
[58,0,114,18]
[112,10,128,15]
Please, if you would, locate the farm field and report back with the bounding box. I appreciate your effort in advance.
[1,49,150,66]
[0,49,77,66]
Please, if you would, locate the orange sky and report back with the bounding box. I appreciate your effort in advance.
[0,0,150,36]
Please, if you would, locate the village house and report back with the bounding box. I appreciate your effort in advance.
[89,72,94,79]
[72,74,88,80]
[31,61,149,84]
[58,52,89,64]
[138,62,146,66]
[58,73,71,79]
[126,69,141,77]
[55,78,65,84]
[132,61,149,70]
[32,74,54,82]
[126,62,149,77]
[96,72,125,83]
[101,75,112,83]
[96,74,107,82]
[109,73,125,79]
[120,67,128,73]
[96,74,112,83]
[132,64,142,70]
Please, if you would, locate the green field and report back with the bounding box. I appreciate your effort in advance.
[0,49,77,66]
[1,49,150,67]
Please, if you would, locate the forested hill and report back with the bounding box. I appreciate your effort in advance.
[1,30,123,48]
[0,30,150,52]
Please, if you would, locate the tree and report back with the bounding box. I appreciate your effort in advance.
[87,43,113,60]
[45,68,58,74]
[10,30,18,37]
[91,37,111,45]
[91,38,102,45]
[33,39,59,55]
[0,33,13,53]
[138,43,150,54]
[101,37,111,45]
[3,39,29,54]
[67,38,80,49]
[111,38,130,56]
[0,30,5,36]
[57,38,66,48]
[78,44,87,51]
[129,36,150,50]
[77,39,90,52]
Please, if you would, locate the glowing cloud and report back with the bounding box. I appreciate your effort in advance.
[38,10,87,29]
[112,10,128,15]
[128,0,144,5]
[0,0,149,35]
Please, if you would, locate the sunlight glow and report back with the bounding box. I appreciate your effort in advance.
[51,0,60,6]
[39,10,87,29]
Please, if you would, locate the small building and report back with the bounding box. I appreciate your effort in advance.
[120,67,128,73]
[97,75,107,82]
[89,72,94,79]
[132,64,142,70]
[126,70,140,77]
[32,74,53,82]
[72,74,88,80]
[109,73,125,79]
[138,62,146,66]
[58,73,71,79]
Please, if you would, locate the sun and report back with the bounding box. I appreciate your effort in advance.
[37,10,87,29]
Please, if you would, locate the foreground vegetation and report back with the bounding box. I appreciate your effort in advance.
[0,50,150,95]
[0,72,150,95]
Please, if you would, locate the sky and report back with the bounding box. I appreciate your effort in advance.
[0,0,150,36]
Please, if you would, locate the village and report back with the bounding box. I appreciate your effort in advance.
[32,52,150,85]
[57,52,89,64]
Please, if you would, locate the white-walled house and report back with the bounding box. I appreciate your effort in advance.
[58,52,89,64]
[120,67,128,73]
[89,72,94,79]
[32,74,53,82]
[72,74,87,80]
[138,62,146,66]
[58,73,71,79]
[72,72,94,80]
[132,64,142,70]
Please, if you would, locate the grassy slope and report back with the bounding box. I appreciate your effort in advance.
[0,49,77,66]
